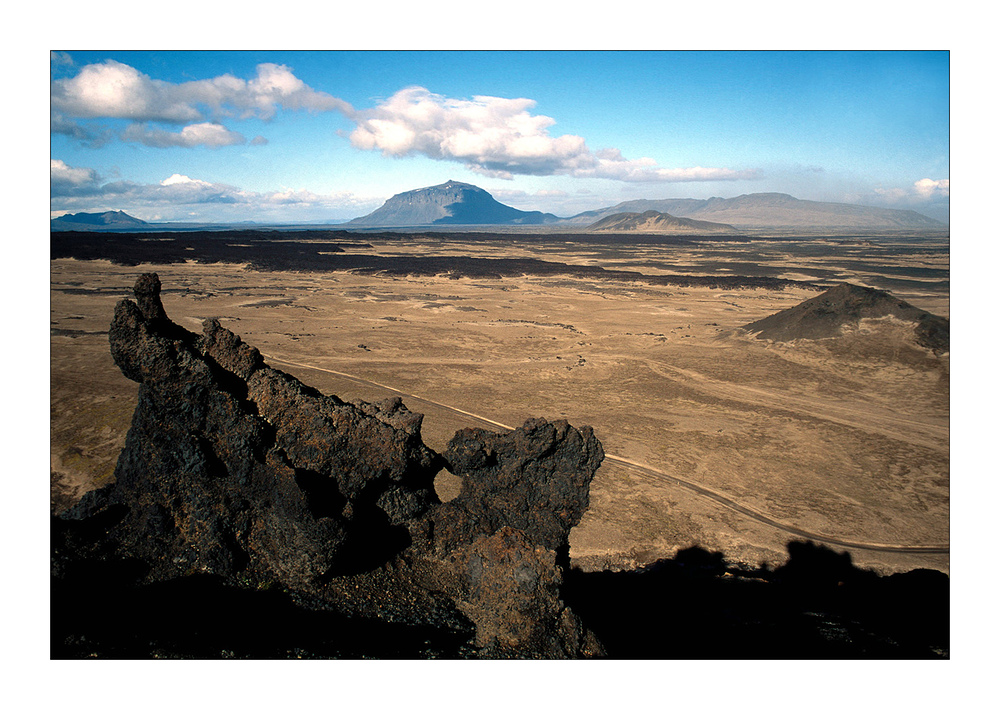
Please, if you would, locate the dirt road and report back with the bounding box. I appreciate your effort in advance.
[264,352,949,556]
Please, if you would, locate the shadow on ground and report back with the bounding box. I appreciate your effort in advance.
[564,540,948,659]
[51,530,947,659]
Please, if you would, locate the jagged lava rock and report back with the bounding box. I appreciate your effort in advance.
[57,273,605,658]
[100,278,438,586]
[430,420,603,554]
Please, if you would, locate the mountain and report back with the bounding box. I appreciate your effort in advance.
[347,180,560,226]
[348,183,945,231]
[51,210,148,230]
[564,193,944,230]
[744,282,949,353]
[589,210,737,233]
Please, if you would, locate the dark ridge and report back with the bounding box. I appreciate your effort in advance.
[51,230,811,291]
[52,210,147,229]
[589,209,737,233]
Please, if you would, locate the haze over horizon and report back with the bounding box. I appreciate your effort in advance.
[50,50,950,224]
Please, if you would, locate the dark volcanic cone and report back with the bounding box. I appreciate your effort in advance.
[588,209,736,233]
[744,282,949,353]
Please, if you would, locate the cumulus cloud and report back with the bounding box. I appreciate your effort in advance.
[52,60,350,123]
[122,122,248,148]
[51,59,351,148]
[50,159,101,195]
[868,177,949,223]
[50,160,379,221]
[152,173,241,203]
[349,86,754,183]
[51,61,754,181]
[913,178,949,199]
[50,111,114,146]
[874,177,950,204]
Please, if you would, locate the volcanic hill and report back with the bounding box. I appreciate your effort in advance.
[51,210,147,230]
[348,180,560,226]
[744,282,949,353]
[589,209,737,233]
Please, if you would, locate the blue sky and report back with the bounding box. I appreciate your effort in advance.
[50,50,950,223]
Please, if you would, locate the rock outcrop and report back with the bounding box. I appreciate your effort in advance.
[54,274,605,658]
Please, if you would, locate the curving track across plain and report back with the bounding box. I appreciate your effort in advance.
[264,353,949,556]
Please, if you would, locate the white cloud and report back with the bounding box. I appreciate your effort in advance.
[52,62,756,182]
[874,177,950,204]
[51,59,352,149]
[51,159,98,186]
[52,60,199,123]
[50,111,114,146]
[867,177,950,223]
[122,122,248,148]
[349,86,754,183]
[913,178,949,199]
[52,60,350,124]
[160,174,211,187]
[49,161,379,221]
[50,159,102,196]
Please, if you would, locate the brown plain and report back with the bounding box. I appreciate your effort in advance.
[50,234,949,576]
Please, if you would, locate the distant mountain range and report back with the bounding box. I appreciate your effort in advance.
[51,210,148,230]
[589,210,737,234]
[51,182,947,232]
[562,192,943,230]
[348,182,943,230]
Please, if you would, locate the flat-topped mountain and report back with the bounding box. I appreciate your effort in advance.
[348,180,560,226]
[566,193,944,230]
[51,210,147,230]
[589,209,737,233]
[744,282,949,353]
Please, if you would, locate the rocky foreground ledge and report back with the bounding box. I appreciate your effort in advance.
[53,273,605,659]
